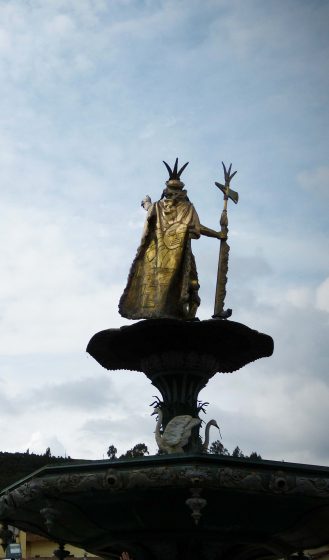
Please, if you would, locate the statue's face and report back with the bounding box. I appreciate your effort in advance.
[163,187,186,201]
[164,189,177,199]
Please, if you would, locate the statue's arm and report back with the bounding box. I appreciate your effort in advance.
[200,224,227,240]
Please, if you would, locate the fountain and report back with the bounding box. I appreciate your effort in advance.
[1,160,329,560]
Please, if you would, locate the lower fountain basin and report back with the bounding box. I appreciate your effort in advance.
[1,454,329,560]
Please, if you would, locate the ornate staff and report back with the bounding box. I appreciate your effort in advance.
[213,162,239,319]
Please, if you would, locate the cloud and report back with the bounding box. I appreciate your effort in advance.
[298,166,329,199]
[25,432,67,458]
[81,411,155,456]
[0,379,18,415]
[199,272,329,465]
[209,375,329,465]
[20,375,117,411]
[316,277,329,313]
[0,201,126,355]
[285,286,313,309]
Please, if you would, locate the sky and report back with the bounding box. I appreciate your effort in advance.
[0,0,328,465]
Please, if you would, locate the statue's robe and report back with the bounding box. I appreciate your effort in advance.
[119,198,201,320]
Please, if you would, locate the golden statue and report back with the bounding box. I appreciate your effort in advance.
[119,158,224,320]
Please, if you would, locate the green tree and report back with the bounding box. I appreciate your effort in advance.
[232,446,244,458]
[120,443,149,459]
[107,445,118,460]
[209,440,229,455]
[248,451,262,461]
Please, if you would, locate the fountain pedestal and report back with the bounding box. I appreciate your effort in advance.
[87,319,273,447]
[2,319,328,559]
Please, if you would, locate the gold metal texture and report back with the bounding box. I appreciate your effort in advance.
[119,158,221,321]
[213,162,239,318]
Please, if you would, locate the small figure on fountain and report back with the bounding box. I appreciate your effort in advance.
[151,403,221,455]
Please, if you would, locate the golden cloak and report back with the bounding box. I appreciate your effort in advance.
[119,198,201,319]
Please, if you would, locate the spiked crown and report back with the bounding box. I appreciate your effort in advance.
[163,158,189,189]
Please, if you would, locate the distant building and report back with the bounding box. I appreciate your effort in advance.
[0,530,100,560]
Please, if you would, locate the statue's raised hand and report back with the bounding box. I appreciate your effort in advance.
[141,195,152,211]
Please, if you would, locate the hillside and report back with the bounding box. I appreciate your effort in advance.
[0,451,80,490]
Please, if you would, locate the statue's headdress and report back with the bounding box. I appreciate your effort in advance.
[163,158,189,189]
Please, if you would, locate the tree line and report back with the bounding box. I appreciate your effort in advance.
[106,442,262,461]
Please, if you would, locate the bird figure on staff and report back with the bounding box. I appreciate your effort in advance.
[119,158,238,320]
